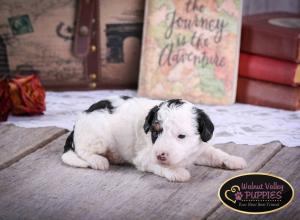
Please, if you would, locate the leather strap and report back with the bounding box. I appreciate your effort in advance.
[84,0,100,89]
[73,0,96,58]
[73,0,100,89]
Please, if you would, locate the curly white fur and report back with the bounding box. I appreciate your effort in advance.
[62,97,247,182]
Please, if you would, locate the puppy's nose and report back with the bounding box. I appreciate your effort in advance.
[157,152,168,162]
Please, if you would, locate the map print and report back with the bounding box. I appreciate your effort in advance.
[139,0,242,105]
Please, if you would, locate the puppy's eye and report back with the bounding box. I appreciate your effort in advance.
[178,134,186,139]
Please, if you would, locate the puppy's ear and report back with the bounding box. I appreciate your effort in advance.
[143,105,160,134]
[194,108,214,142]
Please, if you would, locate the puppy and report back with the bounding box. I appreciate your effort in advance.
[62,96,247,182]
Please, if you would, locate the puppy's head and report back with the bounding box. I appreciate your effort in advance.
[143,99,214,167]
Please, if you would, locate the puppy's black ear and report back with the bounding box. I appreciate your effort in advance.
[143,105,160,134]
[194,108,214,142]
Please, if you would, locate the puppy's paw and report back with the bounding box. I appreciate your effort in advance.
[223,156,247,170]
[164,168,191,182]
[89,155,109,170]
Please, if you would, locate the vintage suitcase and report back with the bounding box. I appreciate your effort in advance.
[0,0,144,90]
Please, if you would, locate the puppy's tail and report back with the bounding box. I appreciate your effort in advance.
[61,131,89,168]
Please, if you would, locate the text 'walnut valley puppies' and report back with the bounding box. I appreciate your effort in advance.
[62,97,247,182]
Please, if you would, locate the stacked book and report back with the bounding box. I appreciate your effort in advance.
[237,12,300,111]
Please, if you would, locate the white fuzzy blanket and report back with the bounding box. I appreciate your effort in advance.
[4,90,300,147]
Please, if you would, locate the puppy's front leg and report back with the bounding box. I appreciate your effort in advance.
[144,164,191,182]
[195,143,247,170]
[133,149,190,182]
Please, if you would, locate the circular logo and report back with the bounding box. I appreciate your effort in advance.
[218,173,294,214]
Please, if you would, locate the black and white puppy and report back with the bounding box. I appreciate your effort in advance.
[62,96,247,182]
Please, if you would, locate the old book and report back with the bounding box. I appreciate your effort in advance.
[239,53,300,86]
[237,77,300,111]
[241,12,300,63]
[138,0,243,105]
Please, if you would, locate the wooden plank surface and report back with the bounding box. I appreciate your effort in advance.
[207,147,300,220]
[0,124,67,170]
[0,134,282,220]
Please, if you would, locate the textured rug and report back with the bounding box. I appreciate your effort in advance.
[4,90,300,147]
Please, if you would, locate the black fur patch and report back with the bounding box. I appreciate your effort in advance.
[194,108,214,142]
[63,131,75,153]
[150,121,163,144]
[120,95,132,100]
[143,105,163,144]
[166,99,184,108]
[85,100,114,113]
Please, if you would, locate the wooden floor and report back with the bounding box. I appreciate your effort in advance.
[0,124,299,220]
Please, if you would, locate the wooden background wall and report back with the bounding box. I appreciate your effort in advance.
[243,0,300,15]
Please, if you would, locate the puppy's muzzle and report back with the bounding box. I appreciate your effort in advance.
[156,152,168,163]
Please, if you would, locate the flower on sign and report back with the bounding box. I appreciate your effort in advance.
[235,192,243,201]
